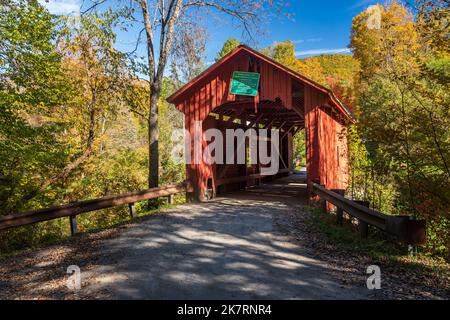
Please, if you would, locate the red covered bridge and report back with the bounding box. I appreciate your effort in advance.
[167,45,354,201]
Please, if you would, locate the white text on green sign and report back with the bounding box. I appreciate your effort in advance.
[230,71,260,97]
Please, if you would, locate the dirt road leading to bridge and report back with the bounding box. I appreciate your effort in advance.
[84,176,368,299]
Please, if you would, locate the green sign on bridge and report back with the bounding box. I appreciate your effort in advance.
[230,71,260,97]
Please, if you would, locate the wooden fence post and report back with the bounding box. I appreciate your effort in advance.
[69,215,78,236]
[331,189,345,226]
[167,194,174,205]
[359,221,369,238]
[408,216,418,256]
[128,203,136,219]
[319,184,327,213]
[355,200,370,238]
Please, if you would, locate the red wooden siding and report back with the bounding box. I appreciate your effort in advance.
[305,85,349,191]
[167,45,352,201]
[172,50,294,119]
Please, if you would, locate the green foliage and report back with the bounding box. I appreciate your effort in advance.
[347,124,399,213]
[261,40,299,68]
[308,54,359,80]
[293,129,306,168]
[0,3,186,254]
[215,38,240,61]
[350,1,450,259]
[0,0,74,214]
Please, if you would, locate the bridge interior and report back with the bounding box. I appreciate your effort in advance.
[203,87,306,197]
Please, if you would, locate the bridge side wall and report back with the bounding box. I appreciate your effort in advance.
[304,86,349,193]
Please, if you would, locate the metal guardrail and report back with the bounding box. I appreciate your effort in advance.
[0,181,193,234]
[311,183,426,245]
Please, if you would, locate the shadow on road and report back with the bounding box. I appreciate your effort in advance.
[87,174,367,299]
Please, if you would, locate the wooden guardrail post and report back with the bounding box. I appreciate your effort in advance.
[319,184,327,213]
[331,189,345,226]
[167,194,174,205]
[128,203,136,218]
[407,216,418,256]
[354,200,370,238]
[69,215,78,236]
[359,220,369,238]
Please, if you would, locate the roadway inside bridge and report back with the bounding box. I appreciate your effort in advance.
[84,172,368,299]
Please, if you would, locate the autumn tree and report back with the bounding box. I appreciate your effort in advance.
[215,37,240,61]
[351,1,449,257]
[415,0,449,55]
[261,40,299,69]
[13,10,130,208]
[0,0,74,213]
[261,40,331,85]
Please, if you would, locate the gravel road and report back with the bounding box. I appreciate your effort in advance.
[82,175,369,299]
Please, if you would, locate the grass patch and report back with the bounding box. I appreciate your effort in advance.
[309,207,449,278]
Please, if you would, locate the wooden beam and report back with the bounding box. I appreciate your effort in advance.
[69,215,78,236]
[255,112,296,117]
[246,113,264,129]
[280,120,304,126]
[223,110,240,126]
[216,169,290,186]
[276,121,287,130]
[291,104,305,119]
[128,203,137,218]
[264,118,276,129]
[292,126,303,136]
[276,143,288,169]
[281,125,295,140]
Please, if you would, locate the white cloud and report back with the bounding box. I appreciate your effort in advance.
[292,38,323,44]
[295,48,351,56]
[39,0,82,16]
[348,0,377,10]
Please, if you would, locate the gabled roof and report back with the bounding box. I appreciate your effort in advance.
[167,45,354,122]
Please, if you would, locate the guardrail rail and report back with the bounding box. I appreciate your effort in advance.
[311,182,426,246]
[0,181,193,235]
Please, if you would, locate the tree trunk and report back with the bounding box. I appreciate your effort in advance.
[149,87,160,189]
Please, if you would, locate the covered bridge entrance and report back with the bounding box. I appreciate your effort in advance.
[167,45,354,201]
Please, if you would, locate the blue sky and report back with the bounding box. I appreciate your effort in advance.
[203,0,381,59]
[41,0,381,61]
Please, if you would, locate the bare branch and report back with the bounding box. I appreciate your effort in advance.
[182,0,260,39]
[127,27,146,55]
[155,0,183,83]
[81,0,107,16]
[129,107,149,120]
[138,0,156,81]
